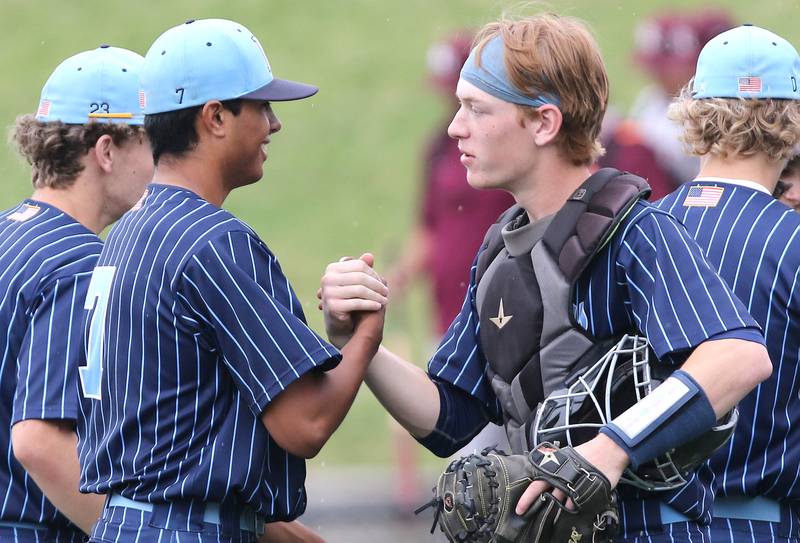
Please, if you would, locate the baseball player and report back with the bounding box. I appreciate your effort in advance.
[775,155,800,212]
[76,19,385,542]
[1,46,151,541]
[320,13,772,541]
[653,24,800,541]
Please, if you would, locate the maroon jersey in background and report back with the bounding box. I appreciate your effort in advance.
[421,129,515,334]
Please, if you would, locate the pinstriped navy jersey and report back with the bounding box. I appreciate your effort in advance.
[0,199,100,535]
[76,184,341,520]
[427,200,764,531]
[657,180,800,503]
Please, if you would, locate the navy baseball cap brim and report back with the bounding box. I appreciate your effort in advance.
[240,77,318,102]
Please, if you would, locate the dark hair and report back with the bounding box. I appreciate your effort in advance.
[781,155,800,180]
[774,156,800,198]
[10,115,145,189]
[774,180,789,199]
[145,99,243,164]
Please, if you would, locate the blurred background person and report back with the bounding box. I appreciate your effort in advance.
[775,155,800,211]
[385,30,514,512]
[599,9,735,199]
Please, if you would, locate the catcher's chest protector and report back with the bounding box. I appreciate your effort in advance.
[475,168,650,454]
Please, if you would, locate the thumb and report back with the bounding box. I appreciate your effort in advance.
[359,252,375,268]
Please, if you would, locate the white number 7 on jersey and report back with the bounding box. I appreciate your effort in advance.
[79,266,116,400]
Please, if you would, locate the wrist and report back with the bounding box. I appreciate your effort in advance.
[592,432,630,471]
[345,329,382,357]
[327,332,352,350]
[576,433,629,488]
[350,323,383,347]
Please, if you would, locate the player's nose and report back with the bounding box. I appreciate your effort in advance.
[267,110,282,134]
[447,106,467,140]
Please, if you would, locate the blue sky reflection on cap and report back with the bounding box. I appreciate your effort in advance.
[459,34,560,107]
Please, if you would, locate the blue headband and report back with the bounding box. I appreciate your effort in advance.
[459,35,560,107]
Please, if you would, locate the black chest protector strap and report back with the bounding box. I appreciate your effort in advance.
[474,168,650,453]
[476,168,651,284]
[543,168,652,283]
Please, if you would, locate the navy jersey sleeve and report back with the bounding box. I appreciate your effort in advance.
[428,262,503,420]
[12,273,90,424]
[615,210,764,360]
[176,230,341,418]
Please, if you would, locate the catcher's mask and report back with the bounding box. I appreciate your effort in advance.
[530,334,737,492]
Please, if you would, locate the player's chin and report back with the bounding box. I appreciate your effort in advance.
[465,171,492,190]
[245,159,267,184]
[244,171,265,186]
[464,169,480,187]
[234,167,265,188]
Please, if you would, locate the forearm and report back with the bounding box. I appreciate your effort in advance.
[680,337,771,417]
[11,420,104,534]
[365,346,440,437]
[33,461,104,535]
[309,333,381,440]
[260,520,325,543]
[262,330,380,457]
[392,228,432,283]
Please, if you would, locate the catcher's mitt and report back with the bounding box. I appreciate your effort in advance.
[416,444,618,542]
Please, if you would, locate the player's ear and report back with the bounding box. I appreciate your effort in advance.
[91,134,115,174]
[528,104,562,147]
[198,100,227,139]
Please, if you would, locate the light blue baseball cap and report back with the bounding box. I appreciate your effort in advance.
[36,45,145,125]
[141,18,318,114]
[692,24,800,99]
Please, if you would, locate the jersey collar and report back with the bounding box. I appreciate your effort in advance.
[692,176,772,195]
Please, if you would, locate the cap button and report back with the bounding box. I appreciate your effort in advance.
[743,23,753,26]
[185,19,196,24]
[99,44,110,48]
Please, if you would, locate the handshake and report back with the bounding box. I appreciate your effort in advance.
[317,253,389,349]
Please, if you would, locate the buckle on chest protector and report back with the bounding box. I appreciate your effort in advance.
[570,188,588,201]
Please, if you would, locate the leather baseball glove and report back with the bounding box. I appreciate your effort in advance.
[416,444,618,542]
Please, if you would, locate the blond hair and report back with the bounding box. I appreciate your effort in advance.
[669,83,800,161]
[473,13,609,165]
[10,115,145,189]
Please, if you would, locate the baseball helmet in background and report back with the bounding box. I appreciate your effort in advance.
[426,30,474,92]
[634,9,736,72]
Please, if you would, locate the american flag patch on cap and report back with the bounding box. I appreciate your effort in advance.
[738,76,763,93]
[36,100,51,117]
[138,90,146,110]
[683,185,724,207]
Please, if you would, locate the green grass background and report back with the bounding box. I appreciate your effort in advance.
[1,0,798,468]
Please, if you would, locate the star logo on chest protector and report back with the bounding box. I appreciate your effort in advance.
[489,299,513,330]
